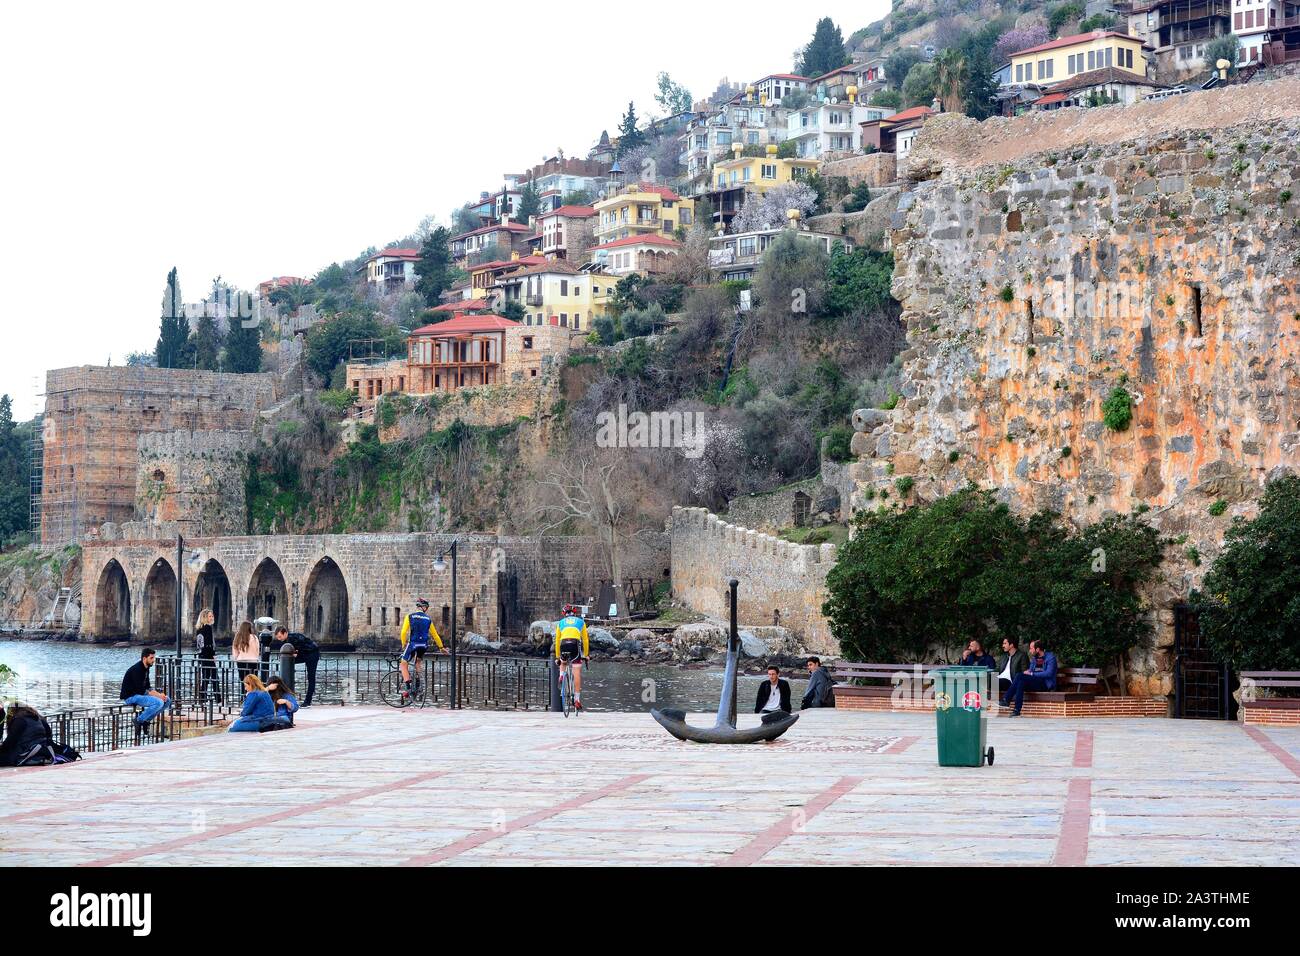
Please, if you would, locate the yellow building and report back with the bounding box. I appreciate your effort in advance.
[1009,30,1149,86]
[593,183,696,244]
[494,259,611,332]
[709,148,818,193]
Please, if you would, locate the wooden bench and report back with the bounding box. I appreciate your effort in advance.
[829,662,1101,703]
[1239,671,1300,712]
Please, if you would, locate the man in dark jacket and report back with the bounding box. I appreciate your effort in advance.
[0,705,53,766]
[273,625,321,706]
[800,657,836,709]
[1002,639,1059,716]
[119,648,170,730]
[754,665,792,714]
[996,636,1030,702]
[958,639,996,669]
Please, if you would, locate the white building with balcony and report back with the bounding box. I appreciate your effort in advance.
[785,102,894,158]
[363,247,420,294]
[708,228,853,282]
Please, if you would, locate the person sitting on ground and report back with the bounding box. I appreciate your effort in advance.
[1001,639,1059,717]
[231,620,261,682]
[119,647,170,735]
[265,676,300,728]
[228,674,288,733]
[754,665,792,715]
[800,656,836,709]
[958,639,996,669]
[0,704,53,766]
[996,636,1030,702]
[272,624,320,707]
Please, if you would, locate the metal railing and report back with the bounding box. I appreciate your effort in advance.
[154,652,553,711]
[42,702,237,754]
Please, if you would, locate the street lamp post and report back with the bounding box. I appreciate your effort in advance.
[433,540,458,709]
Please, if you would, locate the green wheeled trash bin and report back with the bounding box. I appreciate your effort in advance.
[933,666,994,767]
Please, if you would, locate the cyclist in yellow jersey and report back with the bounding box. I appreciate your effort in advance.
[554,604,590,710]
[399,599,446,693]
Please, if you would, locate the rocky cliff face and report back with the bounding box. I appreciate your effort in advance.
[851,80,1300,694]
[0,546,82,631]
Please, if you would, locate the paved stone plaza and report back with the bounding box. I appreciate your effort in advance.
[2,708,1298,866]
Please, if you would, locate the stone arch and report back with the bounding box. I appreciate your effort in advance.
[94,559,131,637]
[194,558,234,642]
[303,556,349,644]
[142,557,177,644]
[247,557,289,625]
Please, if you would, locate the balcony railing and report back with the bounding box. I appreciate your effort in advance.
[526,294,543,306]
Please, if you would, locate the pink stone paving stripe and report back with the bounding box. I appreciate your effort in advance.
[1244,725,1300,778]
[0,770,244,824]
[398,773,652,866]
[1073,730,1095,768]
[1051,777,1092,866]
[884,736,920,754]
[80,769,451,867]
[721,776,863,867]
[309,723,482,759]
[535,734,610,751]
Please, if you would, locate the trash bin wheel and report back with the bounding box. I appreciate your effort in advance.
[985,746,995,766]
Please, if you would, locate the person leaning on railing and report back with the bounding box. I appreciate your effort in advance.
[272,624,320,706]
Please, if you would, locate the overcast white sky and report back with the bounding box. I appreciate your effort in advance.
[0,0,888,420]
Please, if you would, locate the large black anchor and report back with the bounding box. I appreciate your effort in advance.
[652,579,799,744]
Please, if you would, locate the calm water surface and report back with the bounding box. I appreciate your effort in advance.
[0,640,809,714]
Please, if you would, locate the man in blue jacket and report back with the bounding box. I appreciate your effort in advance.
[1002,639,1058,717]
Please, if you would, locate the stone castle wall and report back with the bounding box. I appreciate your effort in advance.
[852,79,1300,694]
[40,366,277,547]
[135,430,253,536]
[670,507,836,654]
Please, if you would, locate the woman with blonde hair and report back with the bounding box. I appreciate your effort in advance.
[195,608,221,703]
[231,620,260,683]
[228,673,286,733]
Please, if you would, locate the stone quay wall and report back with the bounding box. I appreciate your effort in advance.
[670,506,836,654]
[852,79,1300,695]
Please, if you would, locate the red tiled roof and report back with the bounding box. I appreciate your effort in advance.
[497,260,582,279]
[634,183,682,201]
[593,234,682,251]
[1048,66,1168,94]
[880,105,934,125]
[1014,31,1137,57]
[540,205,597,219]
[411,313,522,336]
[431,298,489,312]
[452,221,535,241]
[1035,92,1068,105]
[471,255,548,273]
[810,65,860,83]
[367,247,420,261]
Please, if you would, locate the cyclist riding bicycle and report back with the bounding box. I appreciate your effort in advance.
[554,604,590,711]
[399,599,446,696]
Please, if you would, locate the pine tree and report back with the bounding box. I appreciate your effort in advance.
[415,227,453,304]
[799,18,850,78]
[156,267,192,368]
[222,321,263,373]
[0,394,29,540]
[616,102,645,157]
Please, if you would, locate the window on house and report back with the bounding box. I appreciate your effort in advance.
[1088,50,1096,70]
[560,314,568,327]
[464,606,474,626]
[523,336,533,349]
[381,607,387,626]
[560,279,568,295]
[442,605,450,627]
[367,607,373,625]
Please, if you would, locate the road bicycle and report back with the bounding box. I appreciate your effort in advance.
[379,653,428,709]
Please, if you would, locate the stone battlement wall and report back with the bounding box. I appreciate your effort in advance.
[670,506,836,654]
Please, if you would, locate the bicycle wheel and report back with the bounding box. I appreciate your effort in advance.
[561,666,574,717]
[379,671,413,708]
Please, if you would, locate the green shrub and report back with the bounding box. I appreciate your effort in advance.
[823,488,1163,665]
[1208,499,1228,517]
[1192,477,1300,669]
[1102,385,1133,431]
[894,476,914,496]
[948,450,960,463]
[823,425,855,463]
[998,285,1015,303]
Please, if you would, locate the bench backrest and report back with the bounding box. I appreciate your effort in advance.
[832,662,1100,683]
[1240,671,1300,689]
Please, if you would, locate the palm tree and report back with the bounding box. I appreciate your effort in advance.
[935,49,970,114]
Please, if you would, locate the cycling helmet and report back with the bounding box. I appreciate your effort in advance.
[415,598,430,609]
[563,604,579,616]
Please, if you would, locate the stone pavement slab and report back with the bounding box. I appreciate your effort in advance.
[2,707,1298,866]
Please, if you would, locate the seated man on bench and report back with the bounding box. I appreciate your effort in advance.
[1001,639,1058,717]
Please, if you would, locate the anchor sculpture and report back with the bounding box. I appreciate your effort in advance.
[652,579,799,744]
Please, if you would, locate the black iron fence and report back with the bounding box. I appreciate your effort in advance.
[154,651,553,711]
[42,701,236,754]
